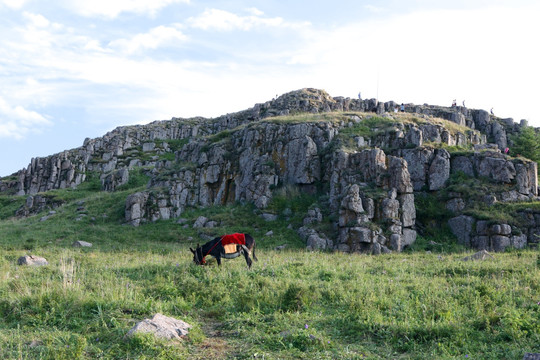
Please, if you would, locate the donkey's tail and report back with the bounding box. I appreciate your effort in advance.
[253,242,258,262]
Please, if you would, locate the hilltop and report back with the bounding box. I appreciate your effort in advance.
[1,88,539,253]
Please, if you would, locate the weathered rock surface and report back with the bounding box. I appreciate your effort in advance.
[126,313,191,340]
[17,255,48,266]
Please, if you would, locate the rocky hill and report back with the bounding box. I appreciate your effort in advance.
[1,88,538,253]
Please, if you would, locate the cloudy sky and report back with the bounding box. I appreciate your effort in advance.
[0,0,539,176]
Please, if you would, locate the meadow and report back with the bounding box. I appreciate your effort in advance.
[0,184,539,359]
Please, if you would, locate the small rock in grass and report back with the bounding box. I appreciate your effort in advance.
[72,240,92,248]
[17,255,48,266]
[523,354,540,360]
[265,230,274,236]
[126,313,191,341]
[462,250,494,261]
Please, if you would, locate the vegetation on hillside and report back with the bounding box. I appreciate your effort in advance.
[510,126,540,172]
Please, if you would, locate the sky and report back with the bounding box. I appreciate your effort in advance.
[0,0,539,176]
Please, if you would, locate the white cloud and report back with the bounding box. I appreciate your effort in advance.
[108,25,187,54]
[0,0,28,9]
[364,4,385,13]
[66,0,190,19]
[22,12,50,28]
[187,8,309,31]
[0,96,51,139]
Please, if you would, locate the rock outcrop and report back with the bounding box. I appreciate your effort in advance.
[1,88,539,253]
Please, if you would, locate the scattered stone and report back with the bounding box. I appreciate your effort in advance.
[260,213,278,222]
[176,218,188,224]
[265,230,274,236]
[462,250,494,261]
[193,216,208,228]
[204,221,219,228]
[126,313,191,340]
[523,354,540,360]
[275,244,287,250]
[72,240,92,248]
[39,216,50,222]
[17,255,48,266]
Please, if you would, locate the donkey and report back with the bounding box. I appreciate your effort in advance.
[190,233,258,268]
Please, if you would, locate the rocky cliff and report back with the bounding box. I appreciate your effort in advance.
[2,88,538,253]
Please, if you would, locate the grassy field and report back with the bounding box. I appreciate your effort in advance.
[0,186,539,359]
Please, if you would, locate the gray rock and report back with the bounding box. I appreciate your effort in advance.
[125,192,149,227]
[511,234,527,249]
[446,198,465,213]
[303,208,323,226]
[401,148,435,191]
[381,198,400,221]
[428,149,450,190]
[490,224,511,235]
[402,228,417,249]
[261,213,278,222]
[448,215,475,246]
[462,250,494,261]
[349,227,373,243]
[72,241,92,248]
[388,156,413,194]
[471,236,489,250]
[399,194,416,227]
[491,235,511,252]
[204,221,219,228]
[193,216,208,228]
[476,155,516,183]
[17,255,48,266]
[523,353,540,360]
[142,142,156,152]
[451,156,474,177]
[126,313,191,340]
[265,230,274,236]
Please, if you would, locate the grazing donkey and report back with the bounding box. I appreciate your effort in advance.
[190,233,258,268]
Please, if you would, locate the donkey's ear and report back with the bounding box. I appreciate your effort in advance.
[189,247,195,254]
[196,243,200,248]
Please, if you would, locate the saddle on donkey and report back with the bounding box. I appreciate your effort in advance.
[221,233,248,258]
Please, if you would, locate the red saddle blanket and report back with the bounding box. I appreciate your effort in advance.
[221,233,246,246]
[221,233,246,254]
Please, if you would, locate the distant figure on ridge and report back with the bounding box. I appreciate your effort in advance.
[491,108,494,115]
[452,99,457,107]
[462,100,466,107]
[358,92,362,100]
[400,103,405,112]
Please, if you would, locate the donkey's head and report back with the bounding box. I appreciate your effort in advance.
[189,244,205,265]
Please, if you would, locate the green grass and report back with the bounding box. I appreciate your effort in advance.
[0,186,539,359]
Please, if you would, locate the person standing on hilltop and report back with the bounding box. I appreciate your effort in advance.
[400,103,405,112]
[358,91,362,100]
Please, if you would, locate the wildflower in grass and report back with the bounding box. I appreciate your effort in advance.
[304,324,309,330]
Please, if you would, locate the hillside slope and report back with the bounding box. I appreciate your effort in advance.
[1,88,539,252]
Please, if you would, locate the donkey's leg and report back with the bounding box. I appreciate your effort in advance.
[243,250,252,269]
[216,256,222,266]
